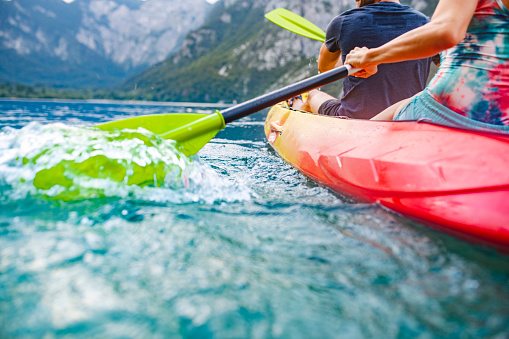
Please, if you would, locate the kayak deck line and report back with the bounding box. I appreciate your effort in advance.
[265,104,509,252]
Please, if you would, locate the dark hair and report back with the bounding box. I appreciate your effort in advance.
[359,0,376,6]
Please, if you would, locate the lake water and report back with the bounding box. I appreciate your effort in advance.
[0,99,508,338]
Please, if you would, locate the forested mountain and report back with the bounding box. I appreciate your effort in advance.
[122,0,439,103]
[0,0,213,88]
[0,0,439,101]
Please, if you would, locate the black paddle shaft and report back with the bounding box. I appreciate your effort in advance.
[220,66,350,123]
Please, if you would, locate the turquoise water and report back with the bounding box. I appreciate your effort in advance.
[0,99,508,338]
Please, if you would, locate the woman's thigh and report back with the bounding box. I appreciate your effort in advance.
[371,97,413,121]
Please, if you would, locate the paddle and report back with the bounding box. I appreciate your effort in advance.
[97,64,358,156]
[264,8,326,42]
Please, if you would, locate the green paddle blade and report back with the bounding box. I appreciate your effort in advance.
[265,8,326,42]
[97,111,225,156]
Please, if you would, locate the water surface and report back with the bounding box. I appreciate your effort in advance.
[0,99,508,338]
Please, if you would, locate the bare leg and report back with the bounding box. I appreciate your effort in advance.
[272,90,338,131]
[371,95,416,121]
[301,90,337,114]
[289,89,337,114]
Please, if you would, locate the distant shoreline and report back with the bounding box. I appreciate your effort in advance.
[0,97,233,108]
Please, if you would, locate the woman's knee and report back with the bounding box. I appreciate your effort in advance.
[294,90,337,114]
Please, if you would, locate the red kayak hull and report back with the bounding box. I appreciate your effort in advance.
[265,104,509,251]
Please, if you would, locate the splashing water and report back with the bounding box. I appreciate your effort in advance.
[1,101,509,338]
[0,122,249,203]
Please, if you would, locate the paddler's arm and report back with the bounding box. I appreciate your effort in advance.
[344,0,478,78]
[318,44,342,73]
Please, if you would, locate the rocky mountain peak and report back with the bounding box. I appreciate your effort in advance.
[0,0,213,87]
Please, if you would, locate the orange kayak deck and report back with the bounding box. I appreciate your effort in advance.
[265,104,509,252]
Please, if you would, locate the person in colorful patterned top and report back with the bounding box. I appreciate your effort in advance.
[345,0,509,131]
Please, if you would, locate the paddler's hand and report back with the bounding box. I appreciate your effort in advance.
[345,47,378,78]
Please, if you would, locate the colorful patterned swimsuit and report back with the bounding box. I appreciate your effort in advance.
[427,0,509,125]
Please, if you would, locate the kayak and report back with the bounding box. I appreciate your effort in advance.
[264,103,509,251]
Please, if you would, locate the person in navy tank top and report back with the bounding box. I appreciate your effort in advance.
[290,0,435,119]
